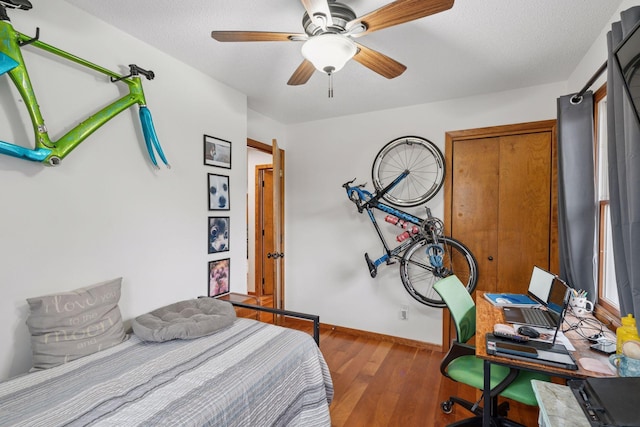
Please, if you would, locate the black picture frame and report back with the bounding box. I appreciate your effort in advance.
[208,258,230,297]
[203,135,232,169]
[208,173,230,211]
[208,216,230,254]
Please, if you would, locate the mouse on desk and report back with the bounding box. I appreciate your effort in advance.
[517,326,540,338]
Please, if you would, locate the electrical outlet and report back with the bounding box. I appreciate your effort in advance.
[400,305,409,320]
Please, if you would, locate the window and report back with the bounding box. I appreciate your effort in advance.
[594,86,620,317]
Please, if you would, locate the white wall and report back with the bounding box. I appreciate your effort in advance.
[247,110,287,148]
[0,0,247,379]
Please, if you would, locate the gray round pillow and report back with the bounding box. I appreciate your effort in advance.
[132,298,236,342]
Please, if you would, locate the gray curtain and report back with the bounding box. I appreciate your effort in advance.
[607,7,640,326]
[557,93,596,297]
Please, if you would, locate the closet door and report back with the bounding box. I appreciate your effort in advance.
[444,121,558,295]
[447,136,500,291]
[494,132,553,292]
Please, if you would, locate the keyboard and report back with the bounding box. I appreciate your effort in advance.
[522,308,552,327]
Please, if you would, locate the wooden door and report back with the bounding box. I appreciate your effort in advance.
[248,138,285,307]
[448,137,500,291]
[493,132,553,292]
[443,120,558,344]
[271,139,284,311]
[255,165,274,297]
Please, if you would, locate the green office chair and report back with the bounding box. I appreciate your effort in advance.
[434,275,551,427]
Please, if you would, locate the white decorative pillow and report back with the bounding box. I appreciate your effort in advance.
[25,277,128,370]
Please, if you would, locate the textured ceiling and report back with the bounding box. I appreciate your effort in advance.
[64,0,624,124]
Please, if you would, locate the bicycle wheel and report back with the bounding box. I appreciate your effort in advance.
[371,136,445,207]
[399,236,478,308]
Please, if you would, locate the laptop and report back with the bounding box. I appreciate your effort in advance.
[502,267,569,329]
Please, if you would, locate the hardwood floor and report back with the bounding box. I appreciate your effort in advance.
[243,295,540,426]
[284,320,540,427]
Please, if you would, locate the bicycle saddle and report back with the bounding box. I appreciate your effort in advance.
[0,0,31,10]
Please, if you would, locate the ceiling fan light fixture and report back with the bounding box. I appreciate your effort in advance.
[301,34,357,74]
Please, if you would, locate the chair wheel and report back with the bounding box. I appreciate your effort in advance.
[441,400,453,414]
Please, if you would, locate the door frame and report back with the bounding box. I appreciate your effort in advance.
[441,120,558,347]
[247,138,285,303]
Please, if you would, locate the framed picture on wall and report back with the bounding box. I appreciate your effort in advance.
[208,258,230,297]
[208,216,230,254]
[204,135,232,169]
[208,173,230,211]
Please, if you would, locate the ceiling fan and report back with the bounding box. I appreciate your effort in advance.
[211,0,454,93]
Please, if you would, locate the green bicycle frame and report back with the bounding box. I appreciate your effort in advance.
[0,17,167,167]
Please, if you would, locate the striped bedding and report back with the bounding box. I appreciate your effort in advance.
[0,318,333,426]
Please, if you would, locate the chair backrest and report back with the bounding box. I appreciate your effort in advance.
[434,275,476,343]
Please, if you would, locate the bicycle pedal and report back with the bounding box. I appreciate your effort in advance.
[385,259,396,265]
[364,253,377,278]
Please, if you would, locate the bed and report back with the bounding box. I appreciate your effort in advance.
[0,317,334,426]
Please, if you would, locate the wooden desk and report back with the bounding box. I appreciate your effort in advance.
[475,291,613,426]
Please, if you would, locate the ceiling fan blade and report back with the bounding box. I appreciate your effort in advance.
[287,60,316,86]
[349,0,454,36]
[353,43,407,79]
[300,0,333,27]
[211,31,306,42]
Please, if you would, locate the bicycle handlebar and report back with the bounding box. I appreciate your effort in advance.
[342,178,373,213]
[342,178,355,189]
[110,64,155,83]
[130,64,154,80]
[342,178,368,190]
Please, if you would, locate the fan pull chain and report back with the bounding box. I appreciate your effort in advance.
[328,72,333,98]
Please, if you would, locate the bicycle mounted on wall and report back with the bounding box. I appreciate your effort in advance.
[0,0,169,167]
[343,136,478,308]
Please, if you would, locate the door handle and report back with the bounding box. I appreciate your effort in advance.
[267,252,284,259]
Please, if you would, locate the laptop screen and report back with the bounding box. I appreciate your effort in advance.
[547,278,571,346]
[547,278,570,317]
[527,266,555,303]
